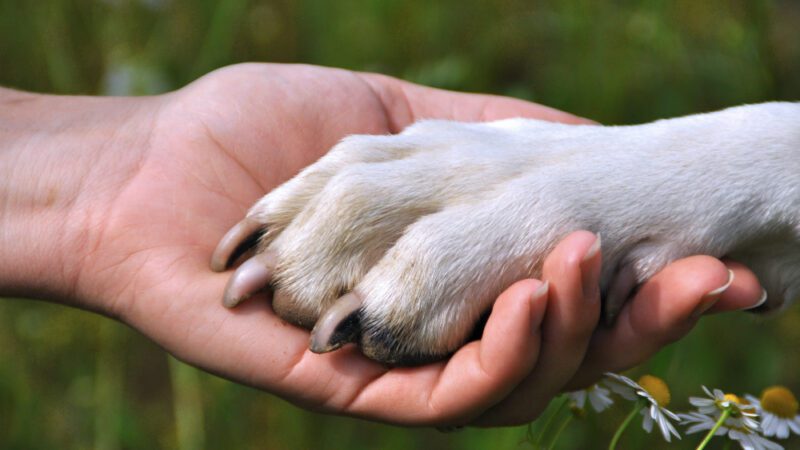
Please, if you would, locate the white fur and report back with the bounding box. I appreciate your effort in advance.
[246,102,800,360]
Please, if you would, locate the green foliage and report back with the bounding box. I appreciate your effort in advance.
[1,0,799,448]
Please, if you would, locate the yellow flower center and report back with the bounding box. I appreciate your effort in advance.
[738,396,757,415]
[718,393,749,416]
[637,375,671,408]
[723,393,742,404]
[760,386,799,419]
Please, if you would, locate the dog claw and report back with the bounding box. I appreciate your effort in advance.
[211,218,263,272]
[310,293,363,353]
[222,252,277,307]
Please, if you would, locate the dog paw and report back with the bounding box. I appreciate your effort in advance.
[212,103,800,364]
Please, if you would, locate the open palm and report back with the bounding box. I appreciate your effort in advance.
[70,63,761,426]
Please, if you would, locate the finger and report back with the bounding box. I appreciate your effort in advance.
[566,255,734,389]
[705,259,766,313]
[473,231,601,426]
[344,279,548,425]
[358,73,596,132]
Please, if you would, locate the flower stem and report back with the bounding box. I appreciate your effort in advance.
[547,415,573,449]
[609,401,642,450]
[525,421,535,444]
[695,408,731,450]
[533,396,568,446]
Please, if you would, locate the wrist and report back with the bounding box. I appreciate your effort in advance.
[0,87,157,311]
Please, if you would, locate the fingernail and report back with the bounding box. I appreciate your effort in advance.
[742,289,768,311]
[582,233,602,263]
[691,270,734,318]
[581,233,601,302]
[532,281,550,302]
[530,281,549,333]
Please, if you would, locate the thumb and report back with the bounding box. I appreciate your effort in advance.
[358,72,596,130]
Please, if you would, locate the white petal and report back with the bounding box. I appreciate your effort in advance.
[680,412,714,425]
[604,374,642,400]
[641,410,654,433]
[690,397,713,407]
[686,423,711,434]
[595,385,612,397]
[787,417,800,434]
[697,404,719,415]
[728,430,747,445]
[638,390,658,406]
[568,390,587,409]
[656,412,680,442]
[761,413,777,435]
[742,416,761,431]
[588,389,614,413]
[604,372,636,389]
[656,414,669,441]
[775,421,789,440]
[745,394,761,406]
[609,384,637,401]
[752,434,784,450]
[666,420,681,441]
[682,413,719,435]
[647,404,658,420]
[663,408,681,422]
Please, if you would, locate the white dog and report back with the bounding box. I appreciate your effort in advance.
[210,102,800,365]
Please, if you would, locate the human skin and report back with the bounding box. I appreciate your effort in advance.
[0,63,765,427]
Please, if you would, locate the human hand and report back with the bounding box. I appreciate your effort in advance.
[0,63,765,426]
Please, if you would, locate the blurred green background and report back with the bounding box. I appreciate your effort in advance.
[1,0,799,449]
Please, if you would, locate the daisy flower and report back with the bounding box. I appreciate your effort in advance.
[746,386,800,439]
[680,387,783,450]
[687,387,760,431]
[567,383,614,414]
[603,373,681,445]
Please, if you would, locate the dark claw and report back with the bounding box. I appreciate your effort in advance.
[309,293,363,353]
[222,252,277,307]
[211,218,263,272]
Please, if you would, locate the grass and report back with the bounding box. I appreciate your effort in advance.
[1,0,799,448]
